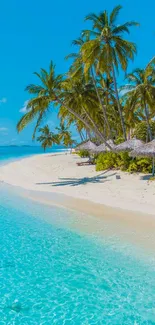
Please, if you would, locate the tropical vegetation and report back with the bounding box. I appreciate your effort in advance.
[17,5,155,172]
[37,123,76,152]
[95,152,152,173]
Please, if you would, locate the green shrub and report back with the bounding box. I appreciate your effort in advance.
[137,158,152,173]
[78,150,90,158]
[116,152,131,171]
[149,176,155,181]
[127,161,138,173]
[96,152,119,171]
[127,158,152,173]
[95,151,152,173]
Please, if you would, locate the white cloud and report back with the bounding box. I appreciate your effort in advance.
[11,138,17,142]
[19,100,31,114]
[0,127,8,132]
[0,127,8,136]
[0,97,7,104]
[19,141,27,144]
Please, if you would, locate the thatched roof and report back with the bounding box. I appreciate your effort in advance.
[92,139,115,153]
[75,140,97,151]
[114,139,144,152]
[130,139,155,157]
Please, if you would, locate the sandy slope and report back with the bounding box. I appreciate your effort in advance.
[0,152,155,215]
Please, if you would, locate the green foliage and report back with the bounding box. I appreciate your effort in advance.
[96,152,119,171]
[56,123,76,148]
[133,121,155,142]
[16,5,155,148]
[95,152,152,173]
[37,125,60,151]
[117,152,131,171]
[78,150,90,158]
[149,176,155,181]
[115,137,124,145]
[127,158,152,173]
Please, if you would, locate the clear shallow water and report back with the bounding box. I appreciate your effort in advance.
[0,186,155,324]
[0,145,66,164]
[0,148,155,324]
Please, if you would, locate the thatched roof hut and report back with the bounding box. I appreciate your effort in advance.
[93,139,115,153]
[130,139,155,175]
[130,139,155,157]
[114,139,144,152]
[75,140,97,151]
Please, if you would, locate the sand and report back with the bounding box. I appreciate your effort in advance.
[0,152,155,216]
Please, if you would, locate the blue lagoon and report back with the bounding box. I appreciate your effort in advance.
[0,183,155,325]
[0,147,154,324]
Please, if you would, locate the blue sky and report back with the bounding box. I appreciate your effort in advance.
[0,0,154,145]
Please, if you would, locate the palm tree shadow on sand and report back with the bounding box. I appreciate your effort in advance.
[36,171,117,187]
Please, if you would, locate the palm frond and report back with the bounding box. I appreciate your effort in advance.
[110,5,122,25]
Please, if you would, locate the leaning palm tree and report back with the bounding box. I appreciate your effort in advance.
[56,122,71,141]
[17,62,62,139]
[59,75,112,148]
[81,5,139,140]
[58,104,87,142]
[37,125,60,151]
[56,122,76,152]
[17,61,111,147]
[122,57,155,141]
[66,36,113,139]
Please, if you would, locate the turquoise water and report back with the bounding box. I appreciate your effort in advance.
[0,145,66,164]
[0,187,155,324]
[0,149,155,324]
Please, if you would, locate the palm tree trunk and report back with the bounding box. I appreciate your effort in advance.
[78,130,84,142]
[81,105,112,150]
[104,119,106,139]
[152,156,155,176]
[112,64,127,140]
[57,98,112,149]
[144,100,152,141]
[86,129,91,140]
[91,68,112,139]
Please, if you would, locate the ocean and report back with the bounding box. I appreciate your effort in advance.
[0,145,67,164]
[0,147,155,324]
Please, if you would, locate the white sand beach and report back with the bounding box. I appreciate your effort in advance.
[0,152,155,216]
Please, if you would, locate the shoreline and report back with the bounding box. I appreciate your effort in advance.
[0,152,155,216]
[0,151,155,251]
[3,183,155,254]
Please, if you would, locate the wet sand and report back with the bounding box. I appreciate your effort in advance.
[17,186,155,254]
[0,152,155,253]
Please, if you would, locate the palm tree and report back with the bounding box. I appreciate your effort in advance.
[60,76,110,144]
[81,5,139,140]
[122,93,143,139]
[133,121,155,142]
[123,57,155,140]
[57,102,86,141]
[66,36,113,139]
[17,62,62,139]
[37,125,60,151]
[56,123,76,153]
[17,61,111,148]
